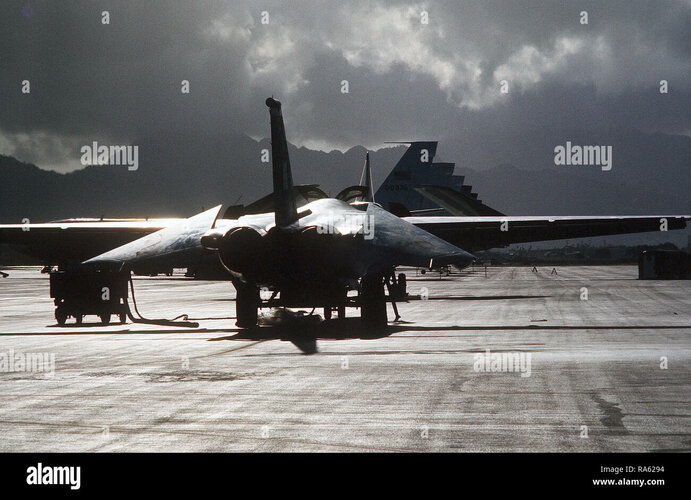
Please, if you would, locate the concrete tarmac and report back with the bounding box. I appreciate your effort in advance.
[0,265,688,452]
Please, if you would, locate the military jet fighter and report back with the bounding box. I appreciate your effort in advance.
[83,98,476,327]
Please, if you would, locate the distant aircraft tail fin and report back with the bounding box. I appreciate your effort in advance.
[374,141,440,213]
[266,97,298,227]
[374,141,504,216]
[414,185,504,216]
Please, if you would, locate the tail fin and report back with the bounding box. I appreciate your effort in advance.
[414,185,504,216]
[266,97,298,227]
[374,141,439,212]
[374,141,504,216]
[358,151,374,202]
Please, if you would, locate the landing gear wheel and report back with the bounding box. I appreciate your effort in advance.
[398,273,407,294]
[100,314,111,325]
[324,307,332,320]
[338,306,346,319]
[235,284,259,328]
[55,308,67,326]
[75,314,83,325]
[360,275,387,328]
[119,313,127,324]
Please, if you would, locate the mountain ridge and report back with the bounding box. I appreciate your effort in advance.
[1,130,688,225]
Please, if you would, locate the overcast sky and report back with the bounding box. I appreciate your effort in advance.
[1,0,689,172]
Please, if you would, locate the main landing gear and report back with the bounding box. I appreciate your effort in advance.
[231,272,406,330]
[235,282,260,328]
[360,274,388,328]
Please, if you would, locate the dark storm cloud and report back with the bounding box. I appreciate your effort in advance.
[0,0,689,171]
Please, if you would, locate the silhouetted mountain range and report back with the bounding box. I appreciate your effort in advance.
[1,129,688,229]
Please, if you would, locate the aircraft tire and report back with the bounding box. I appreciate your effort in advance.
[55,308,67,326]
[236,285,259,328]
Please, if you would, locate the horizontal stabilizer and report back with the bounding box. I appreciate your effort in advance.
[83,205,222,269]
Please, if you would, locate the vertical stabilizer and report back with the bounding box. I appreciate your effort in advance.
[266,97,298,227]
[375,141,437,212]
[359,151,375,202]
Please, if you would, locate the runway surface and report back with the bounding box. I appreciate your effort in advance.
[0,265,689,452]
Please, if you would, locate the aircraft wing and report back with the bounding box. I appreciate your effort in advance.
[405,215,690,252]
[0,219,182,264]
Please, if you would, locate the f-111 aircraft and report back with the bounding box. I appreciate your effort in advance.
[81,98,476,327]
[0,98,688,328]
